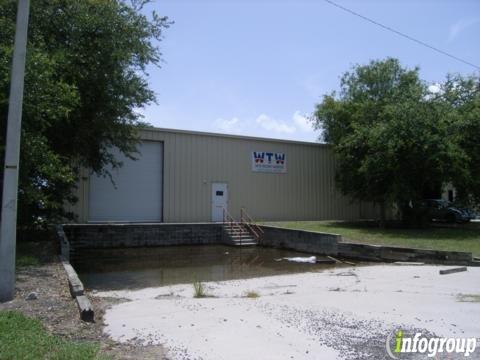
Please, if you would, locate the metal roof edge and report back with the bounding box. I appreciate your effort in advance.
[138,126,329,147]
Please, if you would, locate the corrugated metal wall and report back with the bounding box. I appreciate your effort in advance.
[69,128,377,222]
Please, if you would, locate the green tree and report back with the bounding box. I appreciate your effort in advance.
[0,0,171,230]
[313,58,465,225]
[436,74,480,206]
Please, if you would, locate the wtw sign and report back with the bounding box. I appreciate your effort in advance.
[252,151,287,173]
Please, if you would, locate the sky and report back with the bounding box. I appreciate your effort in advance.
[139,0,480,142]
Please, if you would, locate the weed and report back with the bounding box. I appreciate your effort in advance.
[244,291,260,298]
[16,255,40,268]
[456,294,480,303]
[193,281,207,298]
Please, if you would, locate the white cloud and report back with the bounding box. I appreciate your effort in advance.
[292,111,313,132]
[428,84,441,94]
[215,117,242,132]
[213,111,317,141]
[255,114,296,134]
[448,18,480,42]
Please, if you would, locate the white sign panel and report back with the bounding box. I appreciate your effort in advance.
[252,151,287,173]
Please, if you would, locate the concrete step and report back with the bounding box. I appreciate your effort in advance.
[223,223,258,246]
[228,241,258,246]
[225,232,251,237]
[229,234,254,239]
[227,231,251,236]
[224,228,249,233]
[228,236,255,239]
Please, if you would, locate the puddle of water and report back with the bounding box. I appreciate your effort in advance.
[74,245,341,291]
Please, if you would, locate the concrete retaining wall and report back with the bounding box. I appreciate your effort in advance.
[258,225,339,256]
[338,242,474,265]
[63,223,224,261]
[60,223,476,266]
[257,225,475,265]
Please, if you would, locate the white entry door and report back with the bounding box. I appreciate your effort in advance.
[211,183,228,222]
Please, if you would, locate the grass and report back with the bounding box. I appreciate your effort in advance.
[265,221,480,257]
[0,311,104,360]
[193,281,209,298]
[244,291,260,298]
[15,241,46,269]
[16,254,41,268]
[456,294,480,303]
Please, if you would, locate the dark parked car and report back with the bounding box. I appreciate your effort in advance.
[416,199,475,223]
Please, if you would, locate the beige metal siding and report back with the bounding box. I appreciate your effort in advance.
[70,128,377,222]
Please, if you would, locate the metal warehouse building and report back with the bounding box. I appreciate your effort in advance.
[69,127,376,223]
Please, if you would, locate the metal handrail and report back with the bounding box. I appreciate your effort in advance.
[240,207,264,239]
[222,207,244,238]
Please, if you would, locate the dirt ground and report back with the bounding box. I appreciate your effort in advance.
[97,264,480,360]
[4,241,479,359]
[0,241,167,359]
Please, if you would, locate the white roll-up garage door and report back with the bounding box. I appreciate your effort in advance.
[88,141,163,222]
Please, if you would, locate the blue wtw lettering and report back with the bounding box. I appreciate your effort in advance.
[253,152,285,164]
[253,152,265,163]
[275,153,285,164]
[252,151,287,173]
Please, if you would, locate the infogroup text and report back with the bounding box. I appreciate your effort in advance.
[387,330,477,358]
